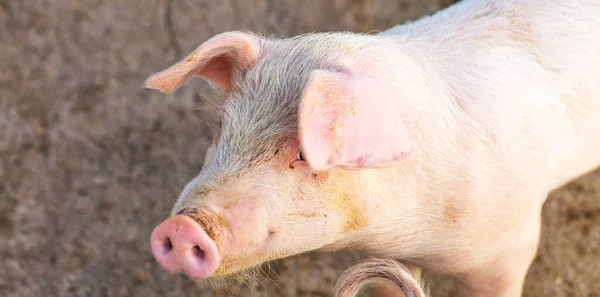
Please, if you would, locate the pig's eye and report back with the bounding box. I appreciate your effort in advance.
[296,151,305,162]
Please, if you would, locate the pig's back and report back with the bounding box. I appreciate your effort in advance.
[386,0,600,191]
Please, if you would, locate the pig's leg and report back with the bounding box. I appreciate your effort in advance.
[458,211,542,297]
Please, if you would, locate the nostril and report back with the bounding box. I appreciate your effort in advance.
[163,237,173,252]
[151,215,220,279]
[193,245,205,259]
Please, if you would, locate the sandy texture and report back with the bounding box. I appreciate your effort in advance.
[0,0,598,296]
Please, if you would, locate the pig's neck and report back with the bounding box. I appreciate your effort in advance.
[321,32,494,259]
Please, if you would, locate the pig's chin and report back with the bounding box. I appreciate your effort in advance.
[210,236,344,284]
[210,254,276,282]
[197,243,284,287]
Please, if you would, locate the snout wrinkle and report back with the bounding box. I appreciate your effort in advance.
[180,208,225,245]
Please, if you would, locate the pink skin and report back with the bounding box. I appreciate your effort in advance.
[144,31,263,93]
[299,69,414,171]
[150,215,220,279]
[144,30,419,283]
[144,0,600,293]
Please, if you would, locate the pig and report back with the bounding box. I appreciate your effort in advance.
[144,0,600,296]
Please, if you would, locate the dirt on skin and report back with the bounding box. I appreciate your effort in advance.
[0,0,598,296]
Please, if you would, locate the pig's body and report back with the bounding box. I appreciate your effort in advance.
[145,0,600,296]
[357,0,600,264]
[379,0,600,193]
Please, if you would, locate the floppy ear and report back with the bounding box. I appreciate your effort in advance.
[299,69,413,171]
[144,31,265,93]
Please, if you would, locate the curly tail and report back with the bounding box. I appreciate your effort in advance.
[333,258,429,297]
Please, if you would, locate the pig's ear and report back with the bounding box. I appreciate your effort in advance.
[144,31,265,93]
[299,69,413,171]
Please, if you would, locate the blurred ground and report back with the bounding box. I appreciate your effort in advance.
[0,0,598,296]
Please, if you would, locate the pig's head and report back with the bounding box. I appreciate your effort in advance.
[145,31,415,282]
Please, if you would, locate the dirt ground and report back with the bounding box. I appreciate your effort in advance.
[1,0,598,296]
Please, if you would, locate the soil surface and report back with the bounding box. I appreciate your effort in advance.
[1,0,598,296]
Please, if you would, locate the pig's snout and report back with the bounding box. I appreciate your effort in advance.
[150,214,220,279]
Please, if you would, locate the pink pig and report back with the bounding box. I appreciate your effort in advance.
[145,0,600,296]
